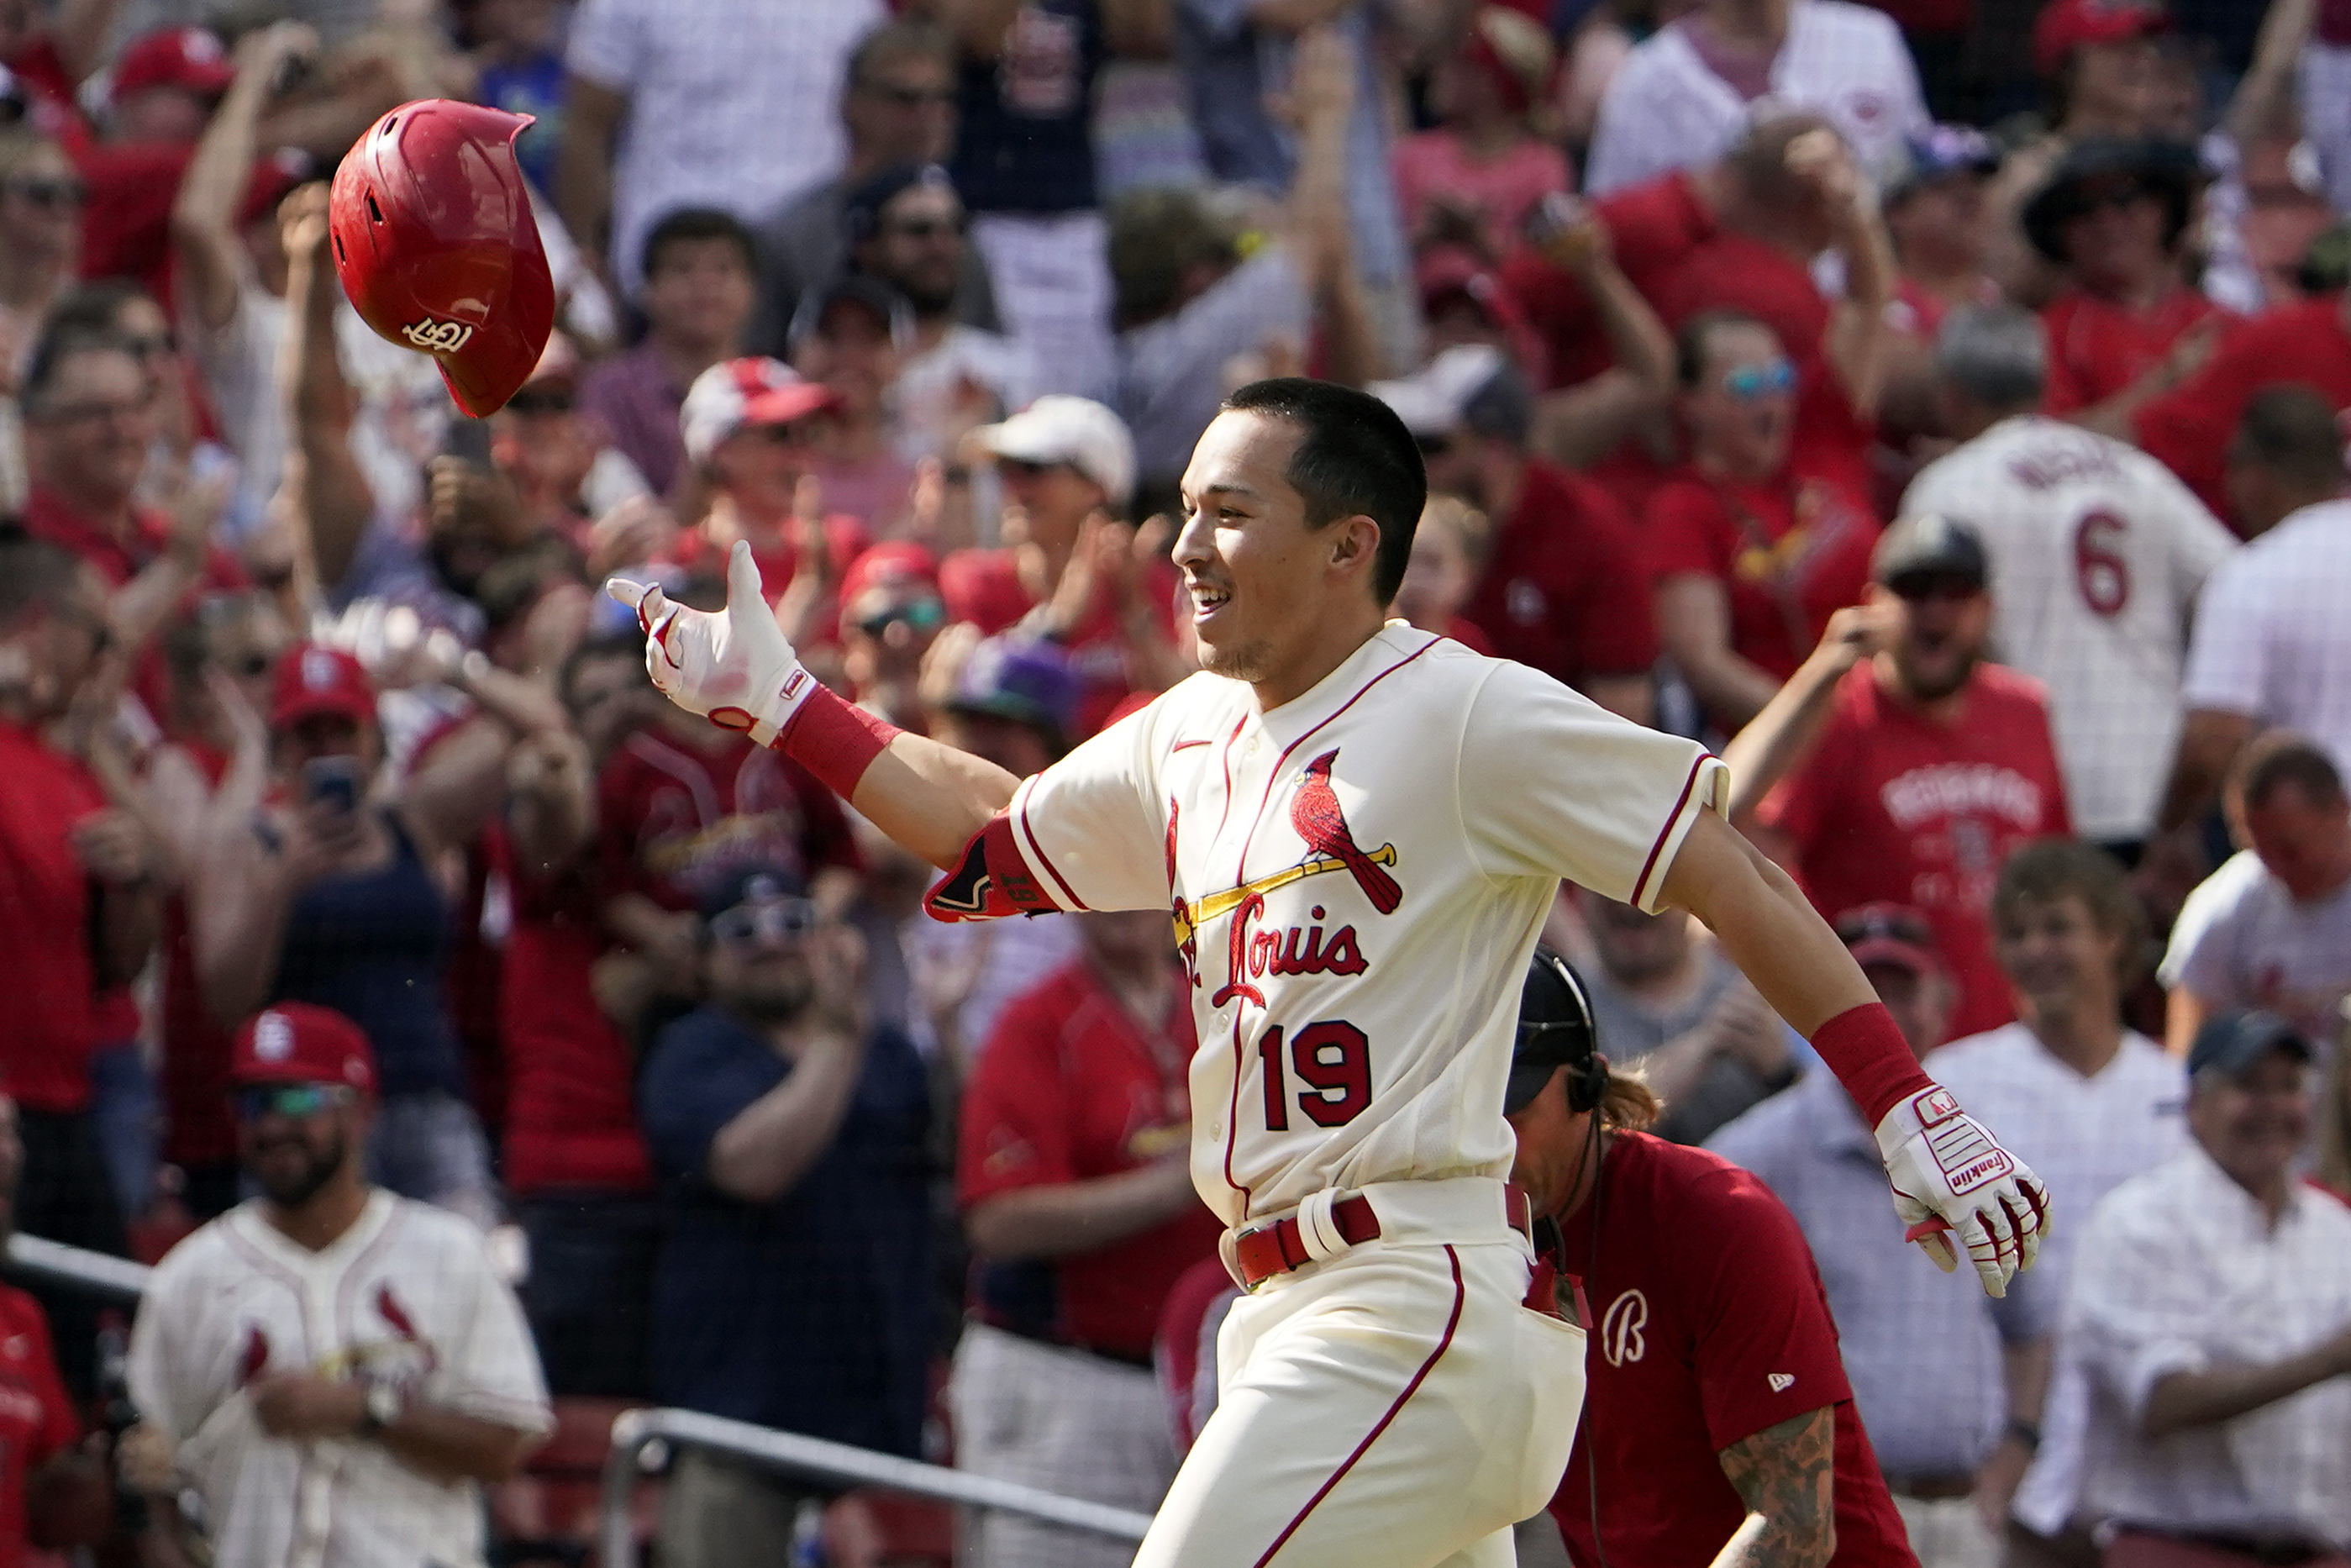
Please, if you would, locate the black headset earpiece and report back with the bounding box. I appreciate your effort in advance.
[1567,1053,1608,1116]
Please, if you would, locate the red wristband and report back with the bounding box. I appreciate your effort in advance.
[1808,1002,1936,1128]
[773,683,902,801]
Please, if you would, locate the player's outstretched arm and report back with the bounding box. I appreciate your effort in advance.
[607,544,1020,869]
[1661,812,2052,1297]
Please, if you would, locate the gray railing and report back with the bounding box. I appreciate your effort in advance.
[599,1407,1156,1566]
[0,1232,1156,1564]
[3,1233,151,1302]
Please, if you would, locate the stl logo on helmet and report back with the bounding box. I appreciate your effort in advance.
[402,318,477,355]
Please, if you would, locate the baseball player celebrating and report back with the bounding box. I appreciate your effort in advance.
[118,1005,551,1568]
[607,377,2048,1567]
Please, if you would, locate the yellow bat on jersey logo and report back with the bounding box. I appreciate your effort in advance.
[1170,843,1397,950]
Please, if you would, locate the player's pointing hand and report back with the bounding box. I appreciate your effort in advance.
[1875,1086,2052,1297]
[605,539,814,745]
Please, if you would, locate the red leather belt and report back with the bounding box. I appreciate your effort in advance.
[1233,1186,1536,1289]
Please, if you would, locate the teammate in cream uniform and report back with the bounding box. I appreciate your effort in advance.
[610,378,2049,1566]
[1901,305,2238,848]
[121,1005,550,1568]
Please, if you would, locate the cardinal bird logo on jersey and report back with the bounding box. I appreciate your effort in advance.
[1183,748,1402,1008]
[1291,751,1402,913]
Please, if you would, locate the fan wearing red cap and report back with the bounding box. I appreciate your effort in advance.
[836,541,944,730]
[119,1001,551,1567]
[329,98,555,416]
[656,355,869,644]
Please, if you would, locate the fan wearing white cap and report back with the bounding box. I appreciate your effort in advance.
[940,395,1176,738]
[668,356,870,632]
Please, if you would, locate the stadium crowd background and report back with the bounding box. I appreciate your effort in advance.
[0,0,2349,1562]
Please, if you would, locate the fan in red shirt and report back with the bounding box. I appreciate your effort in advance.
[2134,292,2351,529]
[500,634,666,1398]
[0,1092,103,1568]
[942,396,1179,741]
[1498,114,1892,505]
[954,909,1224,1558]
[1649,311,1882,734]
[660,355,871,650]
[1503,950,1913,1568]
[1369,343,1659,722]
[1732,514,2073,1041]
[2022,137,2219,430]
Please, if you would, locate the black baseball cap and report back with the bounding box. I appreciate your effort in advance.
[1872,512,1989,592]
[1505,948,1598,1113]
[2185,1009,2312,1080]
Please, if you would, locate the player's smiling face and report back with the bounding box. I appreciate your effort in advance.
[1175,410,1385,708]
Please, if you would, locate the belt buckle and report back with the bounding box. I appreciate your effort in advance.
[1233,1220,1274,1292]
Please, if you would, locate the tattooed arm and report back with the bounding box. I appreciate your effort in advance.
[1712,1406,1839,1568]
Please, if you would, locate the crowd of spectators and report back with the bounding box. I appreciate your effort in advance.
[1,0,2350,1563]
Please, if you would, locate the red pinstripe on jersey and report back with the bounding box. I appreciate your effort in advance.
[1630,752,1712,910]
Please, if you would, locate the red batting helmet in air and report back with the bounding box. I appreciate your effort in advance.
[329,99,554,417]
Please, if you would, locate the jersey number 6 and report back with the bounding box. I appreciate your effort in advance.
[1259,1021,1372,1130]
[2073,509,2129,618]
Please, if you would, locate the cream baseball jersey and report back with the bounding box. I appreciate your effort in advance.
[127,1192,552,1568]
[943,624,1726,1227]
[1901,414,2238,842]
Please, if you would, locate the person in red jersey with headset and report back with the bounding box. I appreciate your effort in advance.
[1505,948,1917,1568]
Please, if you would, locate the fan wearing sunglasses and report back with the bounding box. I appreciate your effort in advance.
[634,865,934,1555]
[1649,311,1883,732]
[0,131,82,345]
[118,1002,552,1568]
[837,540,946,731]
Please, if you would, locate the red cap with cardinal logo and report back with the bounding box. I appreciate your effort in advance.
[328,98,555,417]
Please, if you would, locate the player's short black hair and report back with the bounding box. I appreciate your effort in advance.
[1221,377,1424,605]
[640,208,759,283]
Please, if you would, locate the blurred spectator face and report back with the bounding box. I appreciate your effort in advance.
[203,592,294,718]
[471,0,560,53]
[236,1081,362,1209]
[7,562,110,718]
[2237,781,2351,902]
[563,644,653,760]
[643,236,756,353]
[1081,908,1175,976]
[2056,176,2169,291]
[113,86,212,145]
[795,297,902,423]
[843,49,957,167]
[1864,960,1948,1056]
[936,709,1055,777]
[702,891,824,1024]
[711,415,824,515]
[1394,502,1478,634]
[494,348,603,510]
[841,576,944,696]
[0,139,82,271]
[863,183,965,315]
[1576,887,1691,986]
[1678,320,1795,479]
[1994,891,2122,1023]
[1886,171,1987,273]
[2066,38,2159,133]
[1875,573,1990,702]
[998,457,1105,555]
[2187,1047,2312,1197]
[25,347,155,507]
[273,710,382,783]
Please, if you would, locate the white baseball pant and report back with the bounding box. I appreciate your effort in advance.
[1136,1178,1588,1567]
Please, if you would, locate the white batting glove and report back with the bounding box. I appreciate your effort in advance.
[605,539,814,745]
[1874,1084,2052,1298]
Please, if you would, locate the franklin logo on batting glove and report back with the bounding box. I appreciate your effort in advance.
[1875,1083,2049,1297]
